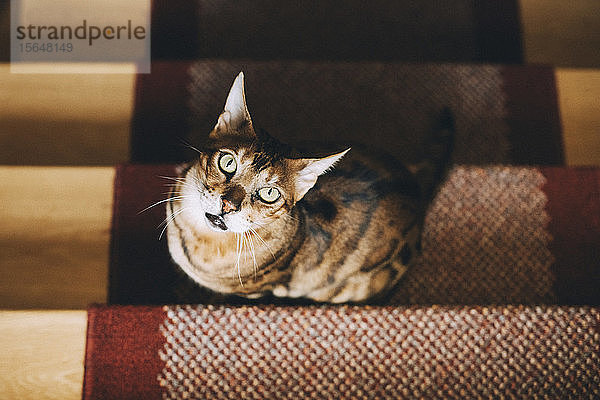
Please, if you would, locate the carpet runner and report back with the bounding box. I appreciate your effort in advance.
[83,304,600,399]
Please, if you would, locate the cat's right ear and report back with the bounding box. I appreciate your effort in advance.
[210,72,256,139]
[291,148,350,201]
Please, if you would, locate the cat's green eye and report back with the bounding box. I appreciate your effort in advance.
[257,187,281,204]
[218,153,237,175]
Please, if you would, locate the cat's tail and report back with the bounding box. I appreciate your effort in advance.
[408,107,455,203]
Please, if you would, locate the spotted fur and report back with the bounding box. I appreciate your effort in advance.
[166,72,453,303]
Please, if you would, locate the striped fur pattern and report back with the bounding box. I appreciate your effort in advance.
[166,73,453,303]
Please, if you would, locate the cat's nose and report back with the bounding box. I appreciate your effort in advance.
[221,184,245,214]
[221,198,239,214]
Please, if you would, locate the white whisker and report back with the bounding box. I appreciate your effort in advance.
[242,232,247,268]
[138,195,187,214]
[247,231,258,281]
[179,138,202,155]
[158,207,187,240]
[158,175,187,184]
[242,232,251,280]
[235,232,244,287]
[233,232,240,282]
[249,227,276,261]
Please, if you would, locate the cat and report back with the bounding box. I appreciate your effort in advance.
[166,72,453,303]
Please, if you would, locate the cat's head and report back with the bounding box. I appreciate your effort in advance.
[178,72,348,234]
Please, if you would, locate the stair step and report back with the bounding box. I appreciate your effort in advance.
[132,62,562,164]
[109,165,600,306]
[83,304,600,399]
[151,0,522,63]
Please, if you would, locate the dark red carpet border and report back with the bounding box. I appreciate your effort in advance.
[543,167,600,304]
[108,164,178,305]
[82,305,166,400]
[502,66,564,165]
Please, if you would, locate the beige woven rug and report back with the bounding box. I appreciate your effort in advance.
[392,166,555,304]
[158,304,599,399]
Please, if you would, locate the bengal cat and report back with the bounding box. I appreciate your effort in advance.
[166,72,453,303]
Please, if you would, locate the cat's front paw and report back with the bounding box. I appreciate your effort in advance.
[272,285,289,298]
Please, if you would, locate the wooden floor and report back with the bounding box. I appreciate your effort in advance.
[0,311,87,400]
[0,65,133,165]
[556,69,600,165]
[0,167,113,309]
[1,1,600,399]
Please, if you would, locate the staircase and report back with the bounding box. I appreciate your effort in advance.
[1,1,600,399]
[98,2,600,398]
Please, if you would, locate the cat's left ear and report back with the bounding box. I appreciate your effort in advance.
[210,72,256,139]
[291,148,350,201]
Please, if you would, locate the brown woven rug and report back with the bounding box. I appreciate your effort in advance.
[83,304,600,399]
[391,167,554,305]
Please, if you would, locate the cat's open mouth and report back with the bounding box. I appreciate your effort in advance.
[205,212,228,231]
